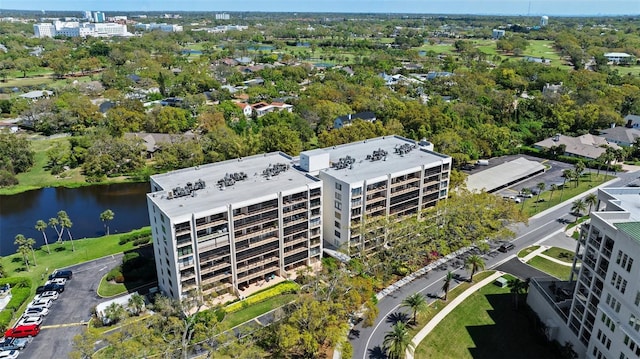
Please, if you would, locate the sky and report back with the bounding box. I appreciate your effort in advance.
[4,0,640,16]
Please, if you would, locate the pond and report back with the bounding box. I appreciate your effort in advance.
[0,183,151,256]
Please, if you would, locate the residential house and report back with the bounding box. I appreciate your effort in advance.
[534,134,620,160]
[333,112,377,129]
[543,82,564,97]
[492,29,506,39]
[624,114,640,129]
[124,132,197,158]
[18,90,53,101]
[235,103,253,118]
[599,126,640,147]
[251,102,293,117]
[604,52,633,65]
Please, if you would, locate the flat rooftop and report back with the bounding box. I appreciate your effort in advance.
[600,187,640,221]
[148,152,318,217]
[301,135,450,183]
[466,157,545,193]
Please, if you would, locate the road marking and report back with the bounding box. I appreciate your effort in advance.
[41,322,88,329]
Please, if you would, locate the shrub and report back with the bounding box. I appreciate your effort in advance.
[114,275,125,283]
[0,310,12,332]
[106,267,122,281]
[224,281,299,313]
[132,237,150,246]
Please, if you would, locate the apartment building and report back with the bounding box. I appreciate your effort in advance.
[299,136,451,255]
[148,136,452,300]
[147,152,323,300]
[527,187,640,359]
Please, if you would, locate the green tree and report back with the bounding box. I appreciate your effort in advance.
[104,302,127,325]
[35,219,51,254]
[69,327,100,359]
[58,210,75,251]
[574,161,586,187]
[571,199,587,220]
[584,193,598,214]
[507,278,528,310]
[442,271,454,301]
[49,217,62,243]
[401,293,428,325]
[128,293,145,316]
[520,188,531,212]
[383,321,414,359]
[536,182,546,204]
[100,209,115,236]
[464,254,485,282]
[14,234,36,271]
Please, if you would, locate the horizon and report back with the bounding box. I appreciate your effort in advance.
[2,0,639,17]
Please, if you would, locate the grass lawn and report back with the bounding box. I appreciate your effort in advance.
[222,293,296,328]
[526,256,572,280]
[414,275,562,359]
[0,76,54,88]
[1,227,151,294]
[542,247,575,263]
[520,174,614,217]
[517,245,540,258]
[97,275,154,298]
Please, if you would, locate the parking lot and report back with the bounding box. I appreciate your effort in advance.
[16,254,123,358]
[463,154,576,199]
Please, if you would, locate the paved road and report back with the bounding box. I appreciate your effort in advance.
[19,254,123,358]
[351,170,638,359]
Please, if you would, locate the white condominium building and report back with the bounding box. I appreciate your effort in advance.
[528,187,640,359]
[147,136,452,300]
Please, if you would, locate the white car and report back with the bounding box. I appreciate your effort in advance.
[0,349,20,359]
[24,307,49,317]
[46,278,66,286]
[18,315,42,327]
[28,298,52,309]
[35,291,59,301]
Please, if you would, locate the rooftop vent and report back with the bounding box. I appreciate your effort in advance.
[332,155,356,170]
[217,172,247,189]
[167,179,206,199]
[263,163,289,178]
[394,143,417,156]
[366,148,388,162]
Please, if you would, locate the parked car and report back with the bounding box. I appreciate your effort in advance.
[48,270,72,280]
[35,291,59,301]
[4,324,40,338]
[18,316,42,327]
[0,337,30,351]
[46,278,66,286]
[28,298,52,309]
[42,283,64,293]
[0,349,20,359]
[24,307,48,317]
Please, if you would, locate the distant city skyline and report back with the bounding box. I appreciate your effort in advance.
[3,0,640,16]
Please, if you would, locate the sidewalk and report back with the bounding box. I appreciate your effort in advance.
[406,271,505,359]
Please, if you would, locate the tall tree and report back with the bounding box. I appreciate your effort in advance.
[383,321,414,359]
[58,210,75,251]
[464,255,485,282]
[100,209,115,236]
[128,293,145,316]
[520,188,531,212]
[584,193,598,214]
[442,271,454,301]
[548,184,558,207]
[507,278,528,310]
[14,234,36,271]
[571,199,587,221]
[49,217,63,243]
[574,161,585,187]
[35,219,51,254]
[535,182,546,205]
[401,293,428,325]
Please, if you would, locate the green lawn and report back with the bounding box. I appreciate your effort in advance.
[1,227,151,294]
[414,276,562,359]
[517,245,540,259]
[526,256,572,280]
[542,247,575,263]
[222,293,296,328]
[520,174,614,217]
[97,275,154,298]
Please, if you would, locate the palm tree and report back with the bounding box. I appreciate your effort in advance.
[574,161,585,187]
[14,234,36,271]
[401,293,428,324]
[35,219,51,254]
[128,293,146,316]
[507,278,528,310]
[584,193,598,214]
[383,322,414,359]
[58,210,75,251]
[49,217,62,243]
[442,271,454,301]
[571,199,587,221]
[100,209,115,236]
[520,188,531,212]
[464,255,485,282]
[548,184,558,207]
[559,169,573,202]
[535,182,545,204]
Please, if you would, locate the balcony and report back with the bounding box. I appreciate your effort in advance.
[180,270,196,280]
[195,217,227,231]
[235,226,278,241]
[236,244,279,263]
[285,234,308,246]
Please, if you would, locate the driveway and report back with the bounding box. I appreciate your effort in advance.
[18,254,123,358]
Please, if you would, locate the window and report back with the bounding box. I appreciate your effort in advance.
[335,192,342,201]
[335,183,342,191]
[335,221,341,229]
[334,201,342,210]
[352,187,362,196]
[617,251,633,272]
[630,315,640,332]
[334,230,341,238]
[635,291,640,306]
[335,211,341,220]
[627,258,634,272]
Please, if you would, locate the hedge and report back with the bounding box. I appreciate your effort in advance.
[0,277,32,332]
[118,228,152,245]
[224,281,299,313]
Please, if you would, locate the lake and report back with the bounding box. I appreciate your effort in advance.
[0,183,151,256]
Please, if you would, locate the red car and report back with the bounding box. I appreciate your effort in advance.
[5,324,40,338]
